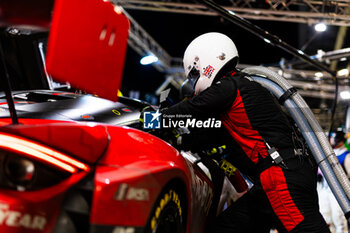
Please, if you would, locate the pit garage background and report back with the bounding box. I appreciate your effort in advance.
[2,0,350,132]
[117,0,350,133]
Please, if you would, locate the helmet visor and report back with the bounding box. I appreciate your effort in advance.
[187,67,200,89]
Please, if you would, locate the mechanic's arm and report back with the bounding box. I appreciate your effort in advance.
[161,78,237,118]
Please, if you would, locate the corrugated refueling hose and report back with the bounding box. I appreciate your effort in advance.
[242,66,350,218]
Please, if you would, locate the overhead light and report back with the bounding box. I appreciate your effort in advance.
[340,90,350,100]
[140,54,158,65]
[297,50,305,55]
[315,22,327,32]
[337,68,349,77]
[315,72,323,78]
[317,49,325,55]
[264,38,271,44]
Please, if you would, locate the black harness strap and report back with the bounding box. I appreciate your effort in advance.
[278,87,297,105]
[257,148,297,173]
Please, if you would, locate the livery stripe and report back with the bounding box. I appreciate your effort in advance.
[221,90,268,164]
[260,166,304,232]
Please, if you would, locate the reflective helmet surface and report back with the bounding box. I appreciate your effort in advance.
[179,79,194,100]
[183,32,239,95]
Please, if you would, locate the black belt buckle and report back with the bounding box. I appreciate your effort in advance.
[268,147,283,165]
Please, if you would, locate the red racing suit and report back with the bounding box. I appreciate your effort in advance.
[162,70,330,233]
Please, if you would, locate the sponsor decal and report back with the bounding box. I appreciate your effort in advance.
[121,108,132,112]
[90,224,143,233]
[186,162,213,215]
[81,114,94,120]
[0,203,47,230]
[143,112,221,129]
[112,227,135,233]
[115,184,149,201]
[112,109,121,115]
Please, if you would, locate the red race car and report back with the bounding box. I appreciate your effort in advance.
[0,91,211,233]
[0,0,248,232]
[0,27,247,233]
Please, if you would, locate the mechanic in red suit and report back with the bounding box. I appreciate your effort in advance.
[162,32,330,233]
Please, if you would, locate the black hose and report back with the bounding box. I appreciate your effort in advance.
[0,34,18,124]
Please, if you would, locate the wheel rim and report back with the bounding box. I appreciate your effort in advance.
[154,204,182,233]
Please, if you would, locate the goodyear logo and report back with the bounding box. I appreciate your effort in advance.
[0,203,47,230]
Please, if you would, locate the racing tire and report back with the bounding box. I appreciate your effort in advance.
[145,186,186,233]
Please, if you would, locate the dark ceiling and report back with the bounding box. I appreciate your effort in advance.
[121,9,349,97]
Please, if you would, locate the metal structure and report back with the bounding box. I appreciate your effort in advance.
[312,47,350,63]
[158,63,350,100]
[121,9,172,72]
[116,0,350,74]
[113,0,350,26]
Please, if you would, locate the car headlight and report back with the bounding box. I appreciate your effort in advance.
[0,132,90,191]
[0,150,70,191]
[4,154,36,187]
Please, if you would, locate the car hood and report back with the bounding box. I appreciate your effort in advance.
[0,90,147,126]
[0,90,150,163]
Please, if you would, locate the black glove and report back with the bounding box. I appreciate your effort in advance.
[158,129,181,147]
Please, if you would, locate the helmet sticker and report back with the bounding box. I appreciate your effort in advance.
[217,53,226,60]
[203,65,215,78]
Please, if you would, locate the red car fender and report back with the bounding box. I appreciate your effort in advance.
[91,126,192,227]
[0,119,109,164]
[0,172,88,233]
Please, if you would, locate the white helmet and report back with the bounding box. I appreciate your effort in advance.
[183,32,239,95]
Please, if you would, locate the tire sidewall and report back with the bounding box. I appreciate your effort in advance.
[146,188,185,233]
